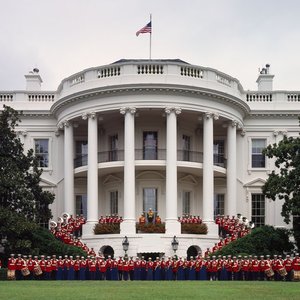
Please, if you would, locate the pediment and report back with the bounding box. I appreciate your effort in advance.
[244,178,266,187]
[178,174,198,185]
[40,178,56,188]
[136,171,165,180]
[103,175,122,185]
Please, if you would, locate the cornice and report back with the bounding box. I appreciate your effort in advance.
[248,111,300,119]
[51,83,250,117]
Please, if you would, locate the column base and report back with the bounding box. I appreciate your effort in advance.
[165,220,181,235]
[120,220,136,235]
[82,222,97,237]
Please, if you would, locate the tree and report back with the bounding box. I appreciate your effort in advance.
[0,105,54,253]
[262,133,300,250]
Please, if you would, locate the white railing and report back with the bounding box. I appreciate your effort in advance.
[70,74,85,86]
[246,93,273,102]
[180,66,203,78]
[97,66,121,78]
[287,93,300,102]
[0,93,14,102]
[27,93,56,102]
[216,74,232,87]
[137,64,164,74]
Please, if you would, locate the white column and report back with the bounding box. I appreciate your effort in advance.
[226,121,237,216]
[63,121,74,215]
[120,107,136,234]
[86,112,98,224]
[165,107,181,234]
[202,112,218,236]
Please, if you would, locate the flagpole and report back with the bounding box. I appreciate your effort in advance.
[150,14,152,60]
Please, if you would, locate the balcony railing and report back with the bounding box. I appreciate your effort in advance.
[135,149,166,160]
[98,150,124,163]
[177,150,203,163]
[214,154,227,168]
[74,150,226,168]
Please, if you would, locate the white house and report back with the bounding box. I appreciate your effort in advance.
[1,59,298,257]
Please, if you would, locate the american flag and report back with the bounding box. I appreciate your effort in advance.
[136,22,152,36]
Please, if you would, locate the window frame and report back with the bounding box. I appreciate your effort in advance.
[251,138,266,168]
[251,193,265,227]
[32,137,52,171]
[182,190,191,215]
[110,190,119,215]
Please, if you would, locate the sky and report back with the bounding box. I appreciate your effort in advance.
[0,0,300,91]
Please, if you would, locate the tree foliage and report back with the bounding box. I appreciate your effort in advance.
[0,208,86,265]
[0,105,54,223]
[0,105,55,256]
[214,226,293,257]
[262,132,300,250]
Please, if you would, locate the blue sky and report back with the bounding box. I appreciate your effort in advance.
[0,0,299,91]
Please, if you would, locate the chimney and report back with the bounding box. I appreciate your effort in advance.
[256,64,274,91]
[25,68,43,91]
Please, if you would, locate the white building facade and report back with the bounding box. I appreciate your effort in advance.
[1,60,298,257]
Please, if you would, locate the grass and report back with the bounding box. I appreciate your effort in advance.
[0,281,299,300]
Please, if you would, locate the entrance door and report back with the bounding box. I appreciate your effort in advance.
[143,131,158,159]
[143,188,158,215]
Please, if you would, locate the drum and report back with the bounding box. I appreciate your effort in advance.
[34,265,43,276]
[278,268,287,277]
[293,270,300,281]
[21,267,30,277]
[265,268,274,277]
[7,269,16,280]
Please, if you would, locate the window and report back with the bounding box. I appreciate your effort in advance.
[109,134,118,161]
[214,194,225,219]
[76,195,87,219]
[214,140,224,166]
[252,139,266,168]
[182,191,191,215]
[110,191,118,215]
[75,141,88,167]
[251,194,265,226]
[143,188,157,214]
[34,139,49,167]
[143,131,158,160]
[182,135,191,161]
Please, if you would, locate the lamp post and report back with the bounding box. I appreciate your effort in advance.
[122,236,129,257]
[171,235,179,255]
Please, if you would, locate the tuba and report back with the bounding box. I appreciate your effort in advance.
[62,212,70,223]
[57,217,64,224]
[50,220,57,229]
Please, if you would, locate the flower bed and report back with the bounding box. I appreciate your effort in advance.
[136,223,166,233]
[94,223,120,234]
[181,223,208,234]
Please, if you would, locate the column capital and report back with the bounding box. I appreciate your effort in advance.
[59,120,72,129]
[204,112,218,120]
[164,107,182,115]
[82,112,97,120]
[82,112,88,120]
[55,129,60,137]
[120,107,136,115]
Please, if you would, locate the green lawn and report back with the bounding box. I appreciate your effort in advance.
[0,281,299,300]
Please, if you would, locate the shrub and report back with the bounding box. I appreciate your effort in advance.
[136,223,166,233]
[94,223,120,234]
[181,223,208,234]
[214,225,294,257]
